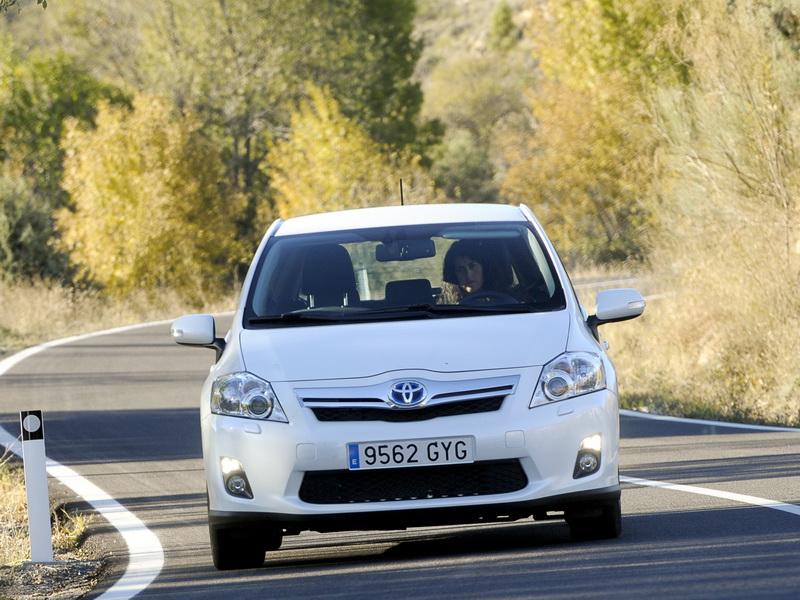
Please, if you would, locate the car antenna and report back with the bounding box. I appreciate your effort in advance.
[399,178,405,206]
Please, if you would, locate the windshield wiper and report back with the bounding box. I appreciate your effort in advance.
[363,303,534,315]
[248,304,534,326]
[247,312,349,325]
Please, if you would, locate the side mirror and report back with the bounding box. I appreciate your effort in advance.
[171,314,226,360]
[587,288,645,340]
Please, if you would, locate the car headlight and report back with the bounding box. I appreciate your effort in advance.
[211,372,288,422]
[529,352,606,408]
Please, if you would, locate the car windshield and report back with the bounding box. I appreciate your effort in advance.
[244,221,565,326]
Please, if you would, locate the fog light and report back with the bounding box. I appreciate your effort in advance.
[220,456,242,475]
[580,434,602,453]
[220,457,253,499]
[574,451,601,478]
[573,434,602,479]
[578,453,598,472]
[226,474,249,495]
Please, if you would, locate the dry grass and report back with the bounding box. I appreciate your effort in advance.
[0,454,89,566]
[0,456,28,566]
[0,278,238,354]
[602,1,800,427]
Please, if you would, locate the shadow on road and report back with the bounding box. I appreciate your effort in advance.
[620,415,769,438]
[0,408,202,464]
[622,453,800,485]
[134,504,800,599]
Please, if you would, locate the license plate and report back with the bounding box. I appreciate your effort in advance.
[347,436,474,470]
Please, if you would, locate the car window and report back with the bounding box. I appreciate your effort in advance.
[245,221,565,326]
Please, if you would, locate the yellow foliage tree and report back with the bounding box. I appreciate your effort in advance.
[59,94,246,303]
[503,0,682,263]
[266,85,440,220]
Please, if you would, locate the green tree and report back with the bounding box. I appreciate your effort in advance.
[42,0,433,223]
[286,0,425,150]
[0,49,128,207]
[58,95,246,303]
[488,1,518,51]
[0,43,128,279]
[0,175,66,279]
[430,130,496,203]
[422,47,532,203]
[267,85,439,220]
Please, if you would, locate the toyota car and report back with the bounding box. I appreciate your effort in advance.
[171,204,645,569]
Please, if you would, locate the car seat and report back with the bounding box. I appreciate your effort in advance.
[300,244,359,308]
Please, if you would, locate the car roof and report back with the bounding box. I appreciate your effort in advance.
[275,203,527,236]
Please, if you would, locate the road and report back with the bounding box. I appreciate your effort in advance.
[1,319,799,599]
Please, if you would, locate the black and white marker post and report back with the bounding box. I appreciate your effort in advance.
[20,410,54,562]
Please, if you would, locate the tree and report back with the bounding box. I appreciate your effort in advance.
[430,130,497,203]
[488,1,519,51]
[58,95,246,303]
[502,0,683,264]
[0,44,128,280]
[503,80,651,262]
[267,85,439,220]
[0,49,129,208]
[285,0,426,150]
[0,175,67,279]
[42,1,434,221]
[421,37,533,203]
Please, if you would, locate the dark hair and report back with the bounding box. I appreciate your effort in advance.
[442,239,513,290]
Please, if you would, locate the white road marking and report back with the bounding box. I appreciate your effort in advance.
[622,410,800,515]
[0,319,176,599]
[621,475,800,517]
[620,409,800,432]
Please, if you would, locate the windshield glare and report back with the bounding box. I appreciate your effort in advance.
[245,221,565,325]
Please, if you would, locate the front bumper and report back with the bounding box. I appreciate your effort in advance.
[209,485,621,534]
[202,378,620,521]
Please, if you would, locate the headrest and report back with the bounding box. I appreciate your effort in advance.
[385,279,433,306]
[300,244,357,297]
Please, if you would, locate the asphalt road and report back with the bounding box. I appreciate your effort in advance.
[1,319,799,599]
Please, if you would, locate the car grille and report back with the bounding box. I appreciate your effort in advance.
[311,396,504,422]
[298,459,528,504]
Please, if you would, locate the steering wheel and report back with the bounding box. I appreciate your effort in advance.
[460,290,521,305]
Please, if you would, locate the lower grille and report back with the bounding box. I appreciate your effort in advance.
[299,459,528,504]
[311,396,504,422]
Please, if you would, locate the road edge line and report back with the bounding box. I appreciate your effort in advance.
[0,318,182,599]
[619,409,800,433]
[620,475,800,517]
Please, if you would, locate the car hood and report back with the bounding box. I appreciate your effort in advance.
[239,311,570,382]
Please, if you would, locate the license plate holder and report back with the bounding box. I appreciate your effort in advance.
[347,436,475,470]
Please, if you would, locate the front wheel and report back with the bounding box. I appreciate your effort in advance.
[567,497,622,540]
[209,524,282,570]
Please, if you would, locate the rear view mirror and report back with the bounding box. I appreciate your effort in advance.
[376,239,436,262]
[587,288,645,339]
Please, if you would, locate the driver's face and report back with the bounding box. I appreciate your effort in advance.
[454,255,484,293]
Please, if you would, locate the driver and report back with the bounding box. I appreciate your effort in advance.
[440,239,513,303]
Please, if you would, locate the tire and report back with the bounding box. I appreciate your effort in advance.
[206,488,282,570]
[209,524,267,570]
[567,497,622,541]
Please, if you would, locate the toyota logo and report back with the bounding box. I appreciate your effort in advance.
[388,381,427,408]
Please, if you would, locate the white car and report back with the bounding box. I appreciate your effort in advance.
[172,203,645,570]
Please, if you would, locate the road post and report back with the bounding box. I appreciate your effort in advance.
[20,409,54,562]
